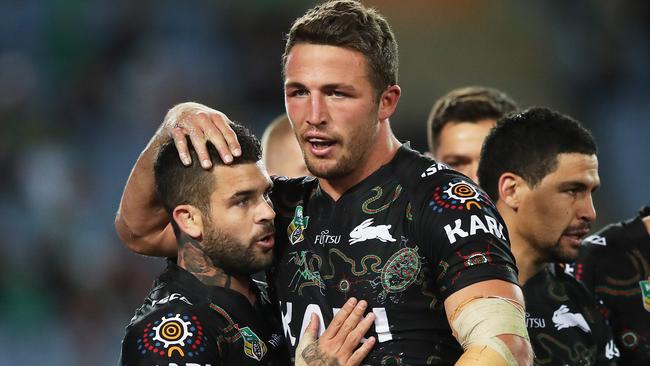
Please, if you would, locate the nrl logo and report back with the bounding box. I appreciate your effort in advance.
[288,206,310,245]
[640,280,650,312]
[239,326,268,361]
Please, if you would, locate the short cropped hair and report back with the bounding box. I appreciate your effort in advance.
[283,0,398,98]
[478,107,597,200]
[427,86,518,153]
[154,122,262,215]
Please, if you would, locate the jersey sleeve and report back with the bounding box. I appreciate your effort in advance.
[120,305,221,366]
[415,172,519,301]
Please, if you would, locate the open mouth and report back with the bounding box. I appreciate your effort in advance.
[255,232,275,250]
[562,230,589,246]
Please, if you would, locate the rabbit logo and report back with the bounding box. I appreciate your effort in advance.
[349,218,396,244]
[552,304,591,332]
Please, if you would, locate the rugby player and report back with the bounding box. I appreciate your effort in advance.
[116,1,532,364]
[427,86,518,182]
[477,107,620,365]
[575,207,650,365]
[119,123,375,365]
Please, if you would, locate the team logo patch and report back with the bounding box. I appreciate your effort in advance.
[420,162,449,178]
[640,280,650,312]
[429,179,491,213]
[239,326,268,361]
[287,206,309,245]
[552,305,591,332]
[349,218,396,244]
[137,313,207,358]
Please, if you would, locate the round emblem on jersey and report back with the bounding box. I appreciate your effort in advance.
[381,247,421,293]
[444,180,480,203]
[138,313,207,359]
[430,178,490,213]
[153,313,193,348]
[621,331,639,348]
[339,279,350,292]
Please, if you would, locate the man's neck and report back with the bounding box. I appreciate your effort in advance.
[319,123,401,201]
[177,238,256,305]
[498,204,546,285]
[510,236,546,285]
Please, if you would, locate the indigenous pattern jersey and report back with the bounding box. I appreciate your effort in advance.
[268,145,519,365]
[524,264,620,366]
[574,206,650,366]
[120,260,288,366]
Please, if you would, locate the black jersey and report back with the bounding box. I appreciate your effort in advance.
[267,145,519,365]
[524,264,619,366]
[574,207,650,366]
[120,260,288,366]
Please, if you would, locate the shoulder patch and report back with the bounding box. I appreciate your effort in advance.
[136,312,208,359]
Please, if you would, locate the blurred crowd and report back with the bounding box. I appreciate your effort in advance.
[0,1,647,365]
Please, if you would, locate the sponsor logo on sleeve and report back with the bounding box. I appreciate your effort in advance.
[552,305,591,332]
[349,218,396,244]
[420,162,449,178]
[443,214,506,244]
[151,293,193,307]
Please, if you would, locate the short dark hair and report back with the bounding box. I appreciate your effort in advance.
[477,107,597,200]
[282,0,398,98]
[154,122,262,215]
[427,86,518,153]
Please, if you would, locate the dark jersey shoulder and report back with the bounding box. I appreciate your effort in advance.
[120,295,221,365]
[120,262,288,366]
[524,264,619,366]
[575,207,650,365]
[388,146,519,299]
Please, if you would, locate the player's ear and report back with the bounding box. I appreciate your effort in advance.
[498,172,526,211]
[378,85,401,121]
[172,204,204,239]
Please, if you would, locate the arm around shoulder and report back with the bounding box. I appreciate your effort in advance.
[114,102,224,257]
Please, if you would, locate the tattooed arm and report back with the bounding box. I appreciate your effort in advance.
[295,298,376,366]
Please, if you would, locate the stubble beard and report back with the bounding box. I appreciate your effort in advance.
[202,223,274,276]
[303,121,378,180]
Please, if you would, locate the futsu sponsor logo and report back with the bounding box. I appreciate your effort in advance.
[314,230,341,246]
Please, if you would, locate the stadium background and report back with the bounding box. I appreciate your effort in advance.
[0,1,648,364]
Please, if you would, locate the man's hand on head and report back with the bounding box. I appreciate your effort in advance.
[161,102,242,169]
